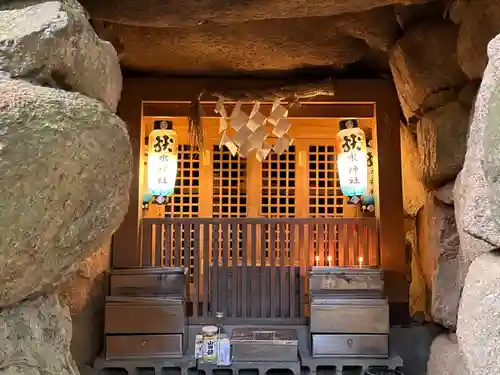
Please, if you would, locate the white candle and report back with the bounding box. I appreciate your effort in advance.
[315,255,320,267]
[327,256,332,267]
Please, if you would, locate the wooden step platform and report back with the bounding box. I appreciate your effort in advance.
[94,352,402,375]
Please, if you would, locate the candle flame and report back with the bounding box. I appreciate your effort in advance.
[315,255,320,266]
[358,256,364,266]
[327,256,332,267]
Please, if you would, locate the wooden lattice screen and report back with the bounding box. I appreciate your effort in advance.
[164,145,200,275]
[308,144,344,266]
[212,145,247,260]
[261,146,296,259]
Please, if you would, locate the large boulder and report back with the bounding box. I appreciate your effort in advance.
[0,0,122,111]
[483,84,500,245]
[59,241,110,367]
[0,77,132,308]
[417,102,470,189]
[0,293,78,375]
[428,334,469,375]
[434,180,454,205]
[417,197,461,328]
[455,35,500,264]
[401,125,426,216]
[457,252,500,375]
[79,0,434,28]
[456,0,500,79]
[390,20,467,120]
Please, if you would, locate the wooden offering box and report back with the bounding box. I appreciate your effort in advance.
[308,267,384,297]
[231,328,299,362]
[308,267,389,358]
[104,296,187,359]
[109,267,188,297]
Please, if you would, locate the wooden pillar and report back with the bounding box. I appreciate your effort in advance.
[111,83,142,267]
[373,89,408,309]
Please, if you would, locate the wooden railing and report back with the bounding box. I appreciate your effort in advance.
[141,217,378,324]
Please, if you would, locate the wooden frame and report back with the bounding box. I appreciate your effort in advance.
[114,78,407,312]
[141,217,378,325]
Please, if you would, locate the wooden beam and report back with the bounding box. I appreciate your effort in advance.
[112,80,143,267]
[113,77,408,315]
[372,85,408,306]
[142,102,374,118]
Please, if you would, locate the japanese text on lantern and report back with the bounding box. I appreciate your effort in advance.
[335,120,368,197]
[147,128,178,199]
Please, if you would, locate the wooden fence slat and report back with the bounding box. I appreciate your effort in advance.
[309,223,315,267]
[299,223,305,318]
[231,222,238,317]
[260,223,267,318]
[289,223,296,318]
[328,222,335,267]
[174,223,182,267]
[370,223,378,266]
[270,223,277,318]
[251,223,258,318]
[154,224,163,266]
[193,223,200,317]
[142,222,153,267]
[348,223,355,266]
[203,223,210,317]
[279,222,286,318]
[242,223,248,318]
[164,223,172,266]
[338,223,346,267]
[211,223,219,316]
[221,221,229,317]
[318,223,325,267]
[185,223,192,274]
[362,224,369,267]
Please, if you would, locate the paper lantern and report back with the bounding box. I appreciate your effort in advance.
[335,119,368,198]
[362,140,375,211]
[147,120,178,204]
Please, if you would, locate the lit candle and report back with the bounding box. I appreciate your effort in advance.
[358,256,364,267]
[315,255,320,267]
[327,256,332,267]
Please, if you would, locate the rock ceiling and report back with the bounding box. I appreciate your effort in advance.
[80,0,445,75]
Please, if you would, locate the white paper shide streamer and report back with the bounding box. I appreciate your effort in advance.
[215,97,294,161]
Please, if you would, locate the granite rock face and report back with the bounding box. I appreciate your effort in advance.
[417,102,470,189]
[455,35,500,264]
[457,252,500,375]
[0,294,78,375]
[428,334,469,375]
[390,20,467,120]
[0,77,131,308]
[59,241,110,367]
[0,0,122,111]
[456,0,500,79]
[79,0,434,27]
[401,125,427,216]
[434,181,454,205]
[417,197,461,329]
